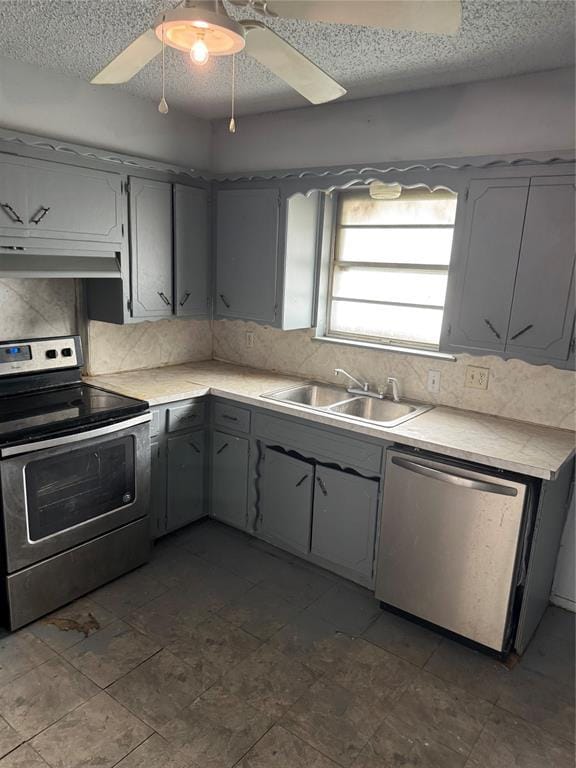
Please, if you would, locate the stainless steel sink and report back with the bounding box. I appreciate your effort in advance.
[262,383,433,427]
[263,384,351,408]
[328,396,432,427]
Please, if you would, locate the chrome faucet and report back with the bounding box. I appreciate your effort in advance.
[387,377,401,403]
[334,368,368,393]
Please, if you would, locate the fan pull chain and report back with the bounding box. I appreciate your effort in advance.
[158,15,169,114]
[229,54,237,133]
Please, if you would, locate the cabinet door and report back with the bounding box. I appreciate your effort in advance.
[0,156,29,237]
[166,430,206,533]
[216,188,279,323]
[311,466,378,582]
[150,437,167,539]
[129,177,173,318]
[506,177,576,363]
[211,430,249,529]
[174,185,210,317]
[443,178,529,353]
[258,447,313,555]
[27,160,123,243]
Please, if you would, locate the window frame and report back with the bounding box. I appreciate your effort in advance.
[323,187,457,352]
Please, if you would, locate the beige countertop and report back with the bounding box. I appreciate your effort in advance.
[84,361,575,481]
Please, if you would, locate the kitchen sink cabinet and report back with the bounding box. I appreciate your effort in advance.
[128,177,174,319]
[311,466,379,582]
[174,184,210,318]
[210,430,250,530]
[257,447,314,555]
[442,174,575,367]
[166,430,206,532]
[214,186,321,329]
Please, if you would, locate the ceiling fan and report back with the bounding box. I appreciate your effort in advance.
[91,0,462,107]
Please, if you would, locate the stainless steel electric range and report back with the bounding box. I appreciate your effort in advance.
[0,335,152,630]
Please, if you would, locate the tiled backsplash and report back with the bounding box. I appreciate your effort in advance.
[86,318,212,375]
[213,320,576,431]
[0,279,77,340]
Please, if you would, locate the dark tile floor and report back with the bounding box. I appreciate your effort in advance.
[0,519,573,767]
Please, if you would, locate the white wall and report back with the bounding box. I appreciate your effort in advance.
[211,68,575,172]
[0,58,211,169]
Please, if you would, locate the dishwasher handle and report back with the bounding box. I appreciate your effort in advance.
[391,455,518,497]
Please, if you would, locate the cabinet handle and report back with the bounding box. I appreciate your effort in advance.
[510,323,534,341]
[30,206,51,225]
[0,203,24,224]
[222,414,238,422]
[316,475,328,496]
[188,441,201,454]
[295,474,309,487]
[219,293,231,309]
[157,291,171,306]
[179,291,191,307]
[216,442,229,455]
[484,318,501,340]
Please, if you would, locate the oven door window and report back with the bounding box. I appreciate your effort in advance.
[25,435,136,541]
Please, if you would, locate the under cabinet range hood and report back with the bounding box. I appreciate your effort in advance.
[0,247,122,278]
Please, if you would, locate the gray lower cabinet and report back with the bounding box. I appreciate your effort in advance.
[311,466,379,582]
[258,447,314,555]
[174,184,210,318]
[211,430,249,529]
[150,437,166,539]
[166,430,206,532]
[129,177,173,318]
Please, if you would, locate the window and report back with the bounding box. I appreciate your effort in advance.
[324,186,457,350]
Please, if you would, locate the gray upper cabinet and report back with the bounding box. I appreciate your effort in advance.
[311,466,379,583]
[216,188,279,323]
[506,177,575,363]
[0,154,123,244]
[258,447,313,555]
[442,178,530,354]
[215,187,321,328]
[211,430,249,530]
[129,177,173,319]
[166,430,206,533]
[441,172,576,367]
[0,156,29,237]
[174,184,210,318]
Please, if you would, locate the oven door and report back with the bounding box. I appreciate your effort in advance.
[0,414,151,573]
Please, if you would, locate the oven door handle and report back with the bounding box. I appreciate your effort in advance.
[1,413,151,458]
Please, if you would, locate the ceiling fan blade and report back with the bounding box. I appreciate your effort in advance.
[267,0,462,34]
[243,23,346,105]
[91,29,162,84]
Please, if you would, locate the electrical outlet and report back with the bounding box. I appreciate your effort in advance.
[427,370,441,394]
[465,365,490,390]
[245,331,255,349]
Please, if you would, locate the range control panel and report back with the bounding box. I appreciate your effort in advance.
[0,336,80,376]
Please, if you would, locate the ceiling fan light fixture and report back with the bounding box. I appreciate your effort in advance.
[153,7,246,58]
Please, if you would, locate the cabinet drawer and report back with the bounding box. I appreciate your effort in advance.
[254,412,382,474]
[167,401,205,432]
[214,402,251,433]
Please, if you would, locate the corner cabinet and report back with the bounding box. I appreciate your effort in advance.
[174,184,210,318]
[441,174,575,368]
[210,430,250,529]
[215,186,321,329]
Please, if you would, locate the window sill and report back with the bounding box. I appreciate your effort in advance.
[313,334,456,361]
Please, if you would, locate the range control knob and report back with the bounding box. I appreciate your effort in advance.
[61,347,73,357]
[45,349,58,359]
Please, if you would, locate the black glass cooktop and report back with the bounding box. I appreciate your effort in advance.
[0,384,148,447]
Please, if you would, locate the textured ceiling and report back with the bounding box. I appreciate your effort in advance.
[0,0,574,118]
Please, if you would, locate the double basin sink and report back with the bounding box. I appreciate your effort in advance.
[262,383,433,428]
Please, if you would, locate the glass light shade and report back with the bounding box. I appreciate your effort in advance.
[154,7,245,56]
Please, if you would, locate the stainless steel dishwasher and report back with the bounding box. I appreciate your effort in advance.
[375,449,534,652]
